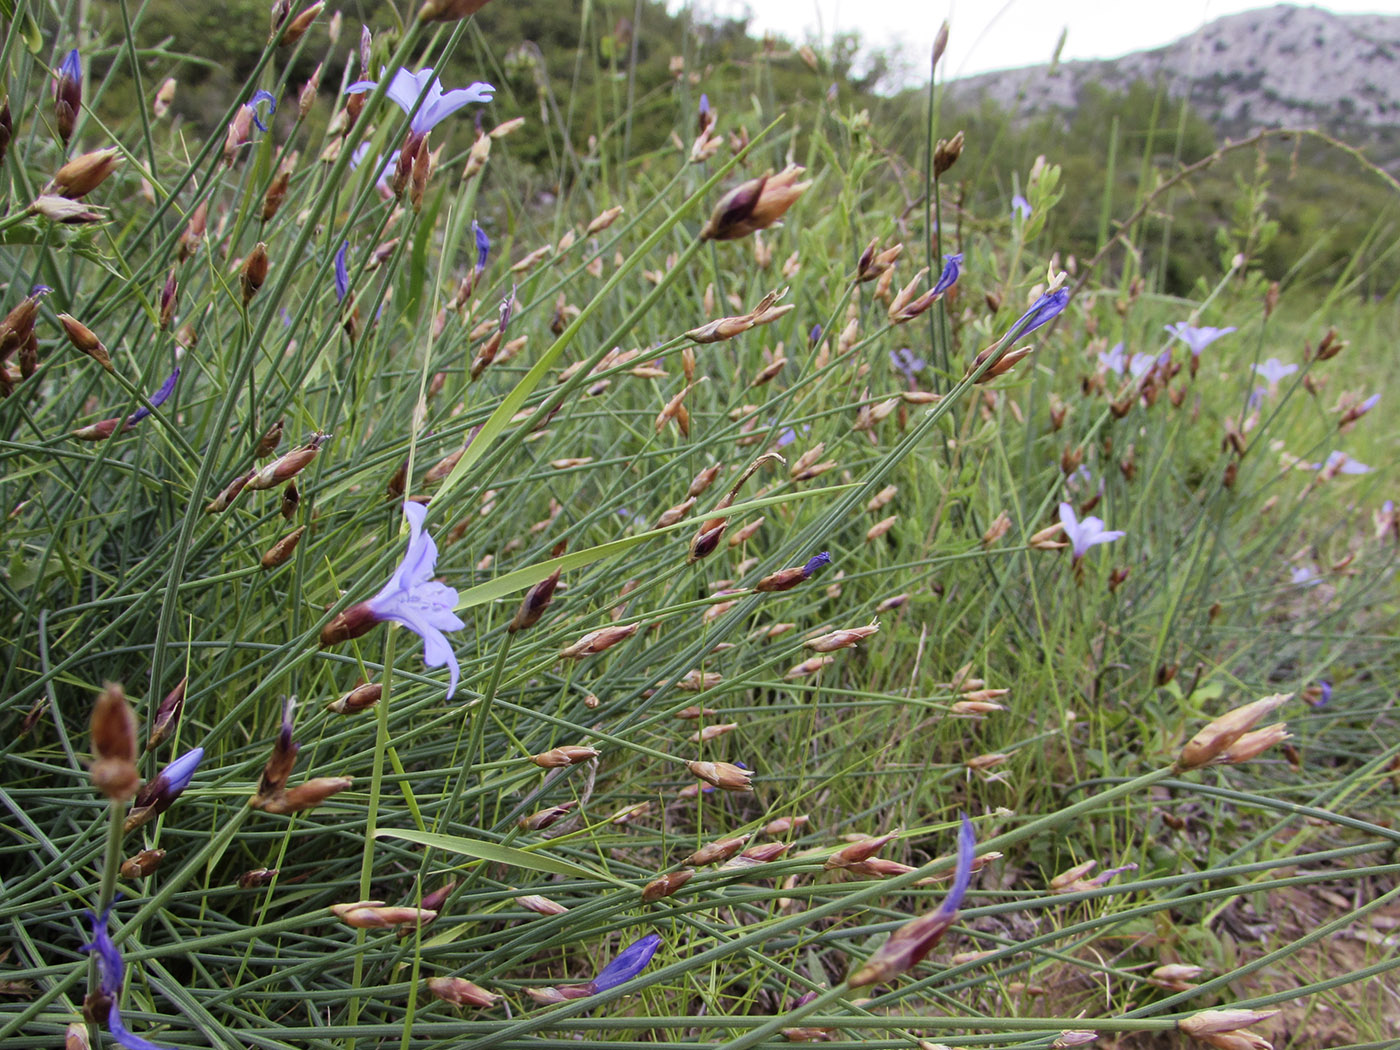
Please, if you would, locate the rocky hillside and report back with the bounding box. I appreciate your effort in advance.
[947,4,1400,141]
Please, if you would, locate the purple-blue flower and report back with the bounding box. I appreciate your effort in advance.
[334,241,350,303]
[1059,502,1124,560]
[1253,358,1297,385]
[1011,194,1031,220]
[127,369,180,426]
[82,905,177,1050]
[245,89,277,133]
[1164,322,1236,358]
[931,253,963,296]
[128,747,204,826]
[802,552,831,578]
[808,323,822,348]
[59,49,82,84]
[1126,353,1155,380]
[1317,450,1373,476]
[1007,287,1069,342]
[358,501,465,698]
[889,348,925,381]
[589,933,662,993]
[472,220,490,273]
[1098,342,1127,375]
[939,813,977,918]
[346,67,494,135]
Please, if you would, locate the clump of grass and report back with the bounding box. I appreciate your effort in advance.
[1,5,1396,1050]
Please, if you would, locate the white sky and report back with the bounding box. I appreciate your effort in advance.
[672,1,1400,81]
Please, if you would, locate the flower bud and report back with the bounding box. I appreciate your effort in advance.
[54,50,82,146]
[530,745,600,768]
[332,901,436,930]
[120,848,166,879]
[1176,694,1290,770]
[327,682,382,714]
[426,977,499,1007]
[90,683,139,800]
[48,147,122,199]
[642,869,695,902]
[126,747,204,830]
[825,831,899,869]
[684,833,751,866]
[147,676,187,748]
[418,0,493,22]
[236,867,279,888]
[701,166,810,241]
[246,434,326,490]
[1178,1010,1278,1038]
[255,776,353,814]
[515,893,568,915]
[261,526,307,569]
[519,801,577,830]
[241,243,269,304]
[805,624,879,653]
[559,622,640,659]
[932,131,964,176]
[687,760,753,792]
[56,313,112,370]
[153,78,176,119]
[30,195,103,223]
[279,2,324,45]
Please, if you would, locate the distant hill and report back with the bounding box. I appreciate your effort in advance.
[946,4,1400,158]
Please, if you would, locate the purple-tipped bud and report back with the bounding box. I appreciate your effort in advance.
[589,933,662,993]
[126,746,203,829]
[126,368,180,425]
[55,50,82,146]
[147,677,187,748]
[1007,287,1069,342]
[510,568,561,633]
[802,551,831,577]
[848,815,976,987]
[334,240,350,303]
[473,220,490,273]
[931,253,963,296]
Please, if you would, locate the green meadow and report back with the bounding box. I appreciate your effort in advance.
[1,3,1396,1049]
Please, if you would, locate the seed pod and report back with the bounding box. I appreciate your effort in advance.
[933,131,964,176]
[206,471,253,513]
[825,831,899,869]
[332,902,436,930]
[279,2,324,46]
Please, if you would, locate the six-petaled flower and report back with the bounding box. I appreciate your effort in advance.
[1165,322,1235,358]
[345,67,494,134]
[1059,502,1124,560]
[320,501,465,699]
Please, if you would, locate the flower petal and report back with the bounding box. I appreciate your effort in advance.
[107,1001,176,1050]
[590,934,662,993]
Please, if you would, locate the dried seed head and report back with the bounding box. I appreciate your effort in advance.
[1217,723,1290,764]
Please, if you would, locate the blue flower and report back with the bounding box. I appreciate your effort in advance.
[346,67,494,135]
[1059,502,1123,560]
[889,348,926,381]
[1011,194,1031,220]
[1097,342,1127,375]
[127,747,204,829]
[1253,358,1297,384]
[126,369,180,426]
[334,241,350,303]
[1164,322,1235,358]
[472,220,490,273]
[808,323,822,347]
[246,89,277,132]
[59,49,82,84]
[1007,288,1069,342]
[931,253,963,296]
[321,502,465,699]
[589,934,662,993]
[802,551,832,577]
[82,905,177,1050]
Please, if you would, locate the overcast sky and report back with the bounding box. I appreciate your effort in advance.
[671,1,1400,81]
